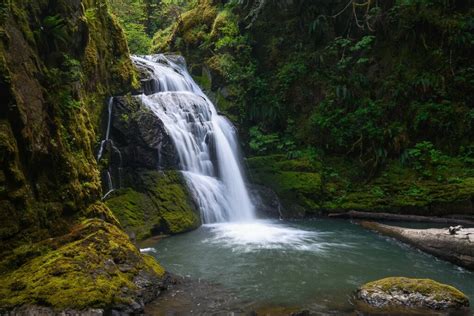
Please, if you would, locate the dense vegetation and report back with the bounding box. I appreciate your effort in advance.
[109,0,474,216]
[0,0,472,312]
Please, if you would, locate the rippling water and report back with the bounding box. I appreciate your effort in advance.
[144,219,474,313]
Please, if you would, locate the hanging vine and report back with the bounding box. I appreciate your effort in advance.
[332,0,380,31]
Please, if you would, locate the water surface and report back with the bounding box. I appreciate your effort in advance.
[145,219,474,313]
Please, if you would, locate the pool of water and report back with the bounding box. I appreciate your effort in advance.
[144,219,474,313]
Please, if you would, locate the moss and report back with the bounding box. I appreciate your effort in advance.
[322,158,474,215]
[248,155,323,213]
[81,202,120,226]
[248,154,474,217]
[0,219,164,310]
[105,188,150,238]
[361,277,469,305]
[106,171,200,240]
[0,0,143,252]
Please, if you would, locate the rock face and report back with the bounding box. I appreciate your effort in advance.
[249,184,284,219]
[109,96,179,171]
[246,154,474,219]
[356,277,469,312]
[0,219,166,314]
[0,0,165,313]
[247,155,323,218]
[360,221,474,270]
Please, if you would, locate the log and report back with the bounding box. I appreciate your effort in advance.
[359,221,474,270]
[328,210,474,226]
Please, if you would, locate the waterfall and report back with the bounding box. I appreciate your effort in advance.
[97,97,123,200]
[132,54,255,223]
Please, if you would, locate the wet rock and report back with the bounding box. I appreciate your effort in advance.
[145,275,244,315]
[356,277,469,312]
[359,221,474,270]
[110,96,179,172]
[249,184,284,218]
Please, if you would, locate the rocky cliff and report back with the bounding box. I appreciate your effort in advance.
[0,0,165,312]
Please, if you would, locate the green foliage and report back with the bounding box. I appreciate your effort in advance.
[248,126,280,154]
[123,22,151,54]
[109,0,153,53]
[34,15,67,51]
[404,141,447,178]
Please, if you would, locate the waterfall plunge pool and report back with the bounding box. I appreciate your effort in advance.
[142,219,474,314]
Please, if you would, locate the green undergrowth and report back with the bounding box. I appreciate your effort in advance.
[247,152,474,217]
[247,155,322,215]
[106,170,200,240]
[0,219,164,310]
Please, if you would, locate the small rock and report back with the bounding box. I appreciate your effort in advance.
[449,225,463,235]
[356,277,469,312]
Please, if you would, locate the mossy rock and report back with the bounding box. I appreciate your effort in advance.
[321,157,474,215]
[247,154,474,218]
[247,155,323,216]
[106,170,200,240]
[0,219,164,312]
[356,277,469,312]
[0,0,139,254]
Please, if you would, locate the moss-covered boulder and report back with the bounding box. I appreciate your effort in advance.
[247,155,323,217]
[0,219,165,313]
[356,277,469,312]
[106,170,200,240]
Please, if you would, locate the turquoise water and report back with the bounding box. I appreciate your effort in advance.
[146,219,474,313]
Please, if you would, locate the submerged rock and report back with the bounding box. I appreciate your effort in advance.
[356,277,469,312]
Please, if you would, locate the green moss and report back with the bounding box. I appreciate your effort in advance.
[322,157,474,214]
[105,188,149,238]
[248,155,323,213]
[248,154,474,217]
[106,171,200,240]
[0,219,164,310]
[361,277,469,304]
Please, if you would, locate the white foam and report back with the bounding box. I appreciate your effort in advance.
[203,220,345,253]
[140,247,157,253]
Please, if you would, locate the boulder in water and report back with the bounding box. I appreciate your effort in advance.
[356,277,469,312]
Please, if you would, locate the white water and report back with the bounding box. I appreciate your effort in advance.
[132,54,255,223]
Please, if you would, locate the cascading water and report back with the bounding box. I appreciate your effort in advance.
[132,54,255,223]
[97,97,123,200]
